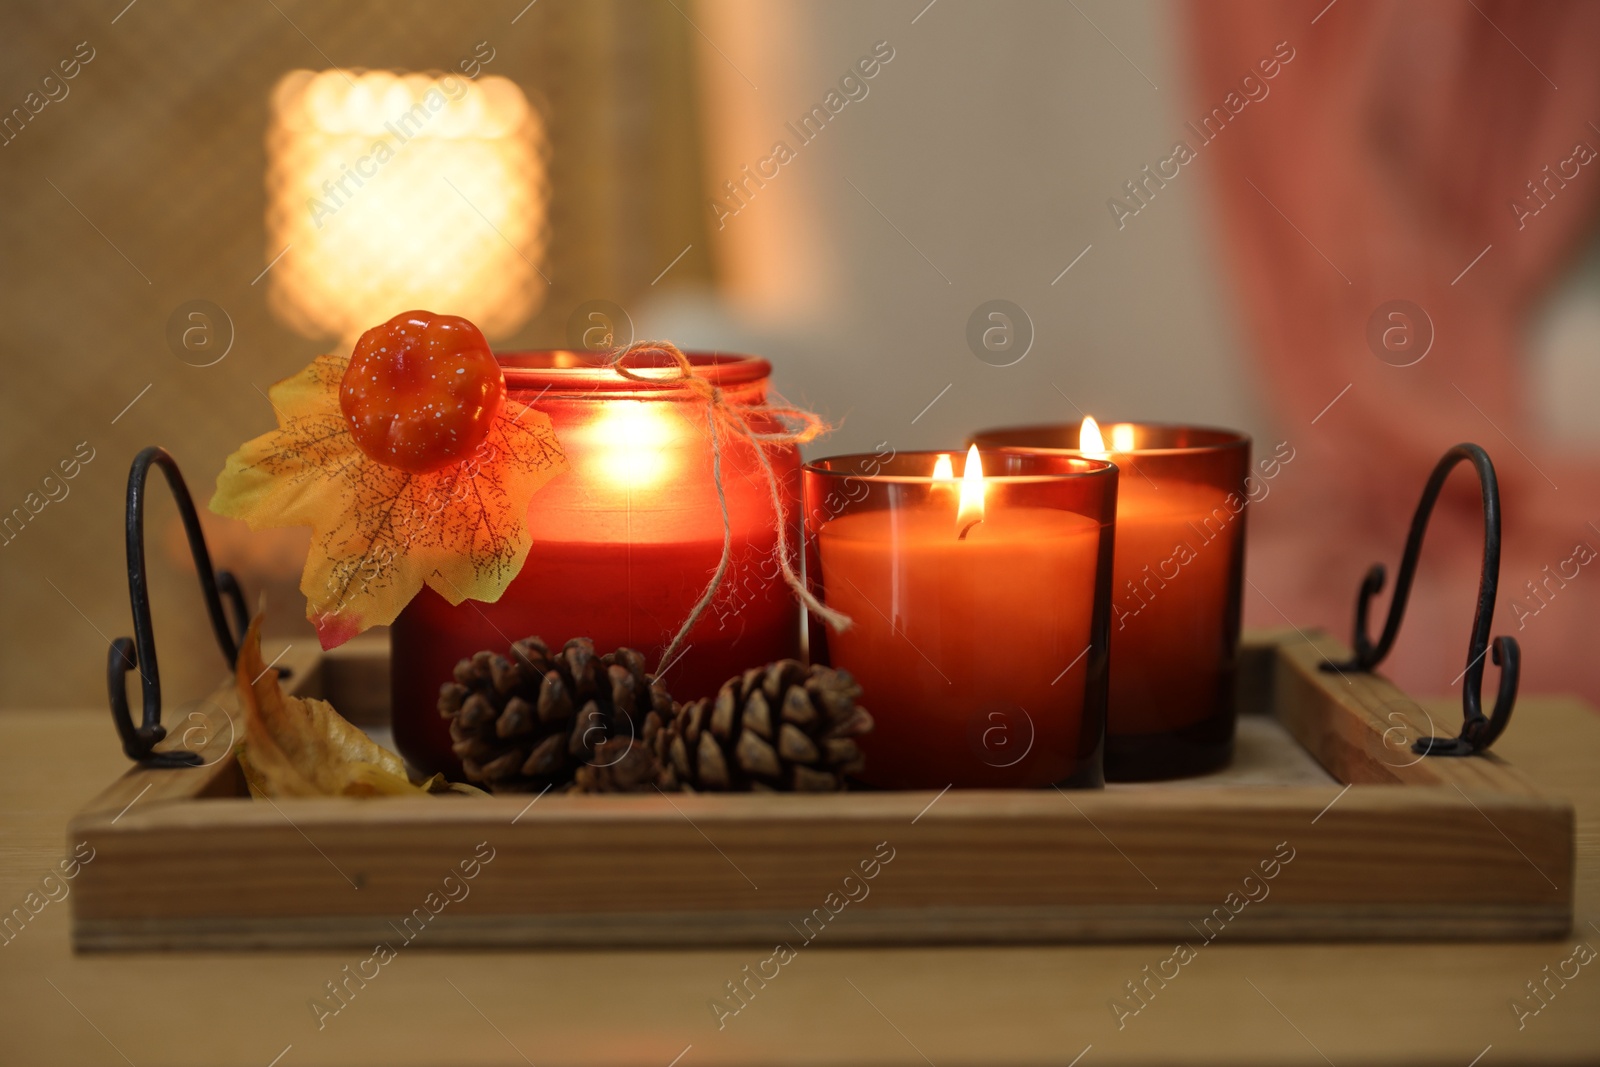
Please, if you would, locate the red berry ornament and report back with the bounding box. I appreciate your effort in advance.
[340,311,506,474]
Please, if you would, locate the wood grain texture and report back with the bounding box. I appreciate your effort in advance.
[5,695,1598,1065]
[64,630,1575,952]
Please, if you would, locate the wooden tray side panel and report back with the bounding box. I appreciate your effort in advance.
[68,631,1575,951]
[70,782,1570,950]
[1272,632,1564,796]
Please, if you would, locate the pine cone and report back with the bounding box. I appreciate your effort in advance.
[437,636,673,793]
[571,733,672,794]
[655,660,873,792]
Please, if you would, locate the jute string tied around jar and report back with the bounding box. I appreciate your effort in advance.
[611,341,852,674]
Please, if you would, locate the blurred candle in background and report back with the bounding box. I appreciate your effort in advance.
[265,68,547,344]
[972,420,1250,781]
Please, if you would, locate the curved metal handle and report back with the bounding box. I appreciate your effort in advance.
[108,446,250,766]
[1320,443,1519,756]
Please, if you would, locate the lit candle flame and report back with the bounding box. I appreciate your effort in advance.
[592,400,675,488]
[931,452,955,482]
[1079,415,1109,459]
[1112,423,1136,452]
[957,444,985,540]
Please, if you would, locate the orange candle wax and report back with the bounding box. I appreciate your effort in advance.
[1105,477,1237,733]
[971,422,1250,780]
[805,449,1116,790]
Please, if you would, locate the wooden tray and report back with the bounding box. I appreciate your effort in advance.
[68,629,1573,951]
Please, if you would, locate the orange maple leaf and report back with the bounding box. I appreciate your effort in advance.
[211,352,567,648]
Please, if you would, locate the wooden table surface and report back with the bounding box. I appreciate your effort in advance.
[3,700,1597,1067]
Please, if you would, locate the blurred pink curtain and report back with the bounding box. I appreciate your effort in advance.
[1186,0,1600,701]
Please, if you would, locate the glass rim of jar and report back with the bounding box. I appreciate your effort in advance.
[496,350,771,392]
[804,449,1117,485]
[971,421,1250,458]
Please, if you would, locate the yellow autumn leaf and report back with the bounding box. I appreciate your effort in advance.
[210,352,566,648]
[233,613,423,797]
[233,614,489,798]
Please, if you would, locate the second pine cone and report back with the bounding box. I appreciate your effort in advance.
[655,660,873,792]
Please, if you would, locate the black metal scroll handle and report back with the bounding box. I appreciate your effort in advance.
[1320,443,1519,756]
[108,446,250,766]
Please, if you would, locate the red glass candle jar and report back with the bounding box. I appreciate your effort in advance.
[391,351,803,775]
[803,450,1117,790]
[971,423,1250,780]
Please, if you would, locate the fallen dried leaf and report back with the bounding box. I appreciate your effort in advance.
[234,613,477,798]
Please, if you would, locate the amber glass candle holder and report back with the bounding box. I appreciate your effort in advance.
[972,423,1250,780]
[391,351,803,776]
[803,450,1117,790]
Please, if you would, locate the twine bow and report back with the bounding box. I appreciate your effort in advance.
[611,341,851,673]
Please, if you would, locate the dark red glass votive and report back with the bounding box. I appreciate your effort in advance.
[803,449,1117,790]
[972,423,1251,780]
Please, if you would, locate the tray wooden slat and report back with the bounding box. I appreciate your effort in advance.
[69,630,1574,950]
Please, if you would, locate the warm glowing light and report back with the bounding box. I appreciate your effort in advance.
[589,401,677,490]
[931,453,955,482]
[956,444,986,535]
[1111,423,1136,452]
[1079,415,1108,459]
[266,69,547,342]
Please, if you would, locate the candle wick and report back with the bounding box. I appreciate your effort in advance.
[957,518,983,541]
